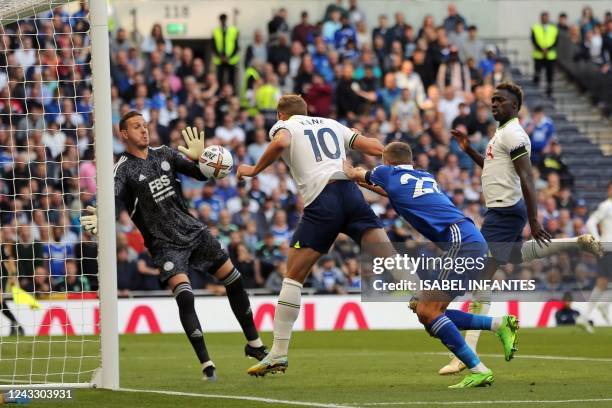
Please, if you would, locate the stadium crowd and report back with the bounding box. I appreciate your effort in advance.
[0,2,606,297]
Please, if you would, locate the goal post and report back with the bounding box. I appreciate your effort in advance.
[89,0,119,391]
[0,0,118,390]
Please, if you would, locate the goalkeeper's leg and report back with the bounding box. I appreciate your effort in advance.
[167,274,216,381]
[213,260,267,360]
[1,298,24,336]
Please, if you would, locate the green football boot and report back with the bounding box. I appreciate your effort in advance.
[448,369,494,389]
[496,315,519,361]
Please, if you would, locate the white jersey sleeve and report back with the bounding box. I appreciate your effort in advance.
[269,120,290,140]
[338,124,358,151]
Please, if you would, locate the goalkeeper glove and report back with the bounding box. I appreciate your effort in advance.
[178,126,205,161]
[80,206,98,235]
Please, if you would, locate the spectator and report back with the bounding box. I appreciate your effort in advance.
[245,29,267,68]
[304,73,333,117]
[117,245,137,295]
[460,25,484,63]
[531,11,558,97]
[268,8,290,43]
[437,46,471,93]
[443,3,467,34]
[312,255,347,294]
[395,60,426,106]
[213,14,240,87]
[448,20,468,51]
[292,11,315,47]
[268,33,291,71]
[322,9,342,45]
[140,23,172,55]
[526,106,555,163]
[136,250,161,290]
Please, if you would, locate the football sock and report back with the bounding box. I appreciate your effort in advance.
[1,300,18,324]
[464,297,491,352]
[521,238,578,262]
[223,268,260,342]
[173,282,210,364]
[270,278,302,359]
[426,314,486,371]
[444,309,493,331]
[585,287,605,318]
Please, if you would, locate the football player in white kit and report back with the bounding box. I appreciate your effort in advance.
[580,181,612,331]
[446,82,603,374]
[237,95,391,376]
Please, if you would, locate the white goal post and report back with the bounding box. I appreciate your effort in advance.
[0,0,118,390]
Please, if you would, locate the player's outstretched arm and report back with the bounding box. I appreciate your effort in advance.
[343,160,388,197]
[450,128,484,168]
[513,154,552,247]
[351,131,384,157]
[237,129,290,179]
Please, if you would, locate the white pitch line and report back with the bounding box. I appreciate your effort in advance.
[358,398,612,405]
[423,352,612,363]
[118,387,355,408]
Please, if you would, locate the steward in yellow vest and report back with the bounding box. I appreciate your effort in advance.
[531,12,558,96]
[213,13,240,87]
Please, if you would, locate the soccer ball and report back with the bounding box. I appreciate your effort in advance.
[198,145,233,179]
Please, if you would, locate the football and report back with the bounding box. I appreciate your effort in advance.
[198,145,233,179]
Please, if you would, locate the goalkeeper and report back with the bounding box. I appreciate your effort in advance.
[81,111,267,381]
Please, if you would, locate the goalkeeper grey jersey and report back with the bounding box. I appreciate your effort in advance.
[114,146,207,250]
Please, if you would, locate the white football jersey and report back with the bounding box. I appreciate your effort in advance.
[587,198,612,244]
[269,115,357,206]
[481,118,531,208]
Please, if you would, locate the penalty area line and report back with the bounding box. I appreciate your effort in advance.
[423,352,612,363]
[118,387,354,408]
[358,398,612,405]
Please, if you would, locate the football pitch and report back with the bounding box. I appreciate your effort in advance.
[7,327,612,407]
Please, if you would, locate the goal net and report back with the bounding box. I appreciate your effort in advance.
[0,0,117,389]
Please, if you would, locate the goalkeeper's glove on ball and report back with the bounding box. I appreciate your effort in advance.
[178,126,205,161]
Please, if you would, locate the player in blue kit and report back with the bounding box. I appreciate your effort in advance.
[344,142,517,389]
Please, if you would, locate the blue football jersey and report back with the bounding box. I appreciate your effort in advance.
[368,164,467,243]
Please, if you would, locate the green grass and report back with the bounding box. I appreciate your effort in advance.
[2,327,612,407]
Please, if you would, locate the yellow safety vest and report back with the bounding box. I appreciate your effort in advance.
[255,84,279,110]
[241,67,261,116]
[213,26,240,65]
[532,24,558,60]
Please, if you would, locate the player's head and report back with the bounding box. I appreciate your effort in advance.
[119,110,149,150]
[382,142,413,166]
[276,94,307,121]
[492,82,523,122]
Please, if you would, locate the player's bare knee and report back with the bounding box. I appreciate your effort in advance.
[415,302,439,326]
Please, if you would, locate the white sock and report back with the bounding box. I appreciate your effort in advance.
[202,360,215,369]
[269,278,303,359]
[490,317,503,331]
[470,361,489,374]
[465,298,491,351]
[248,338,264,348]
[585,287,605,318]
[521,238,578,262]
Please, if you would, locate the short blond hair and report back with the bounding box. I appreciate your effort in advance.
[277,94,307,117]
[383,142,413,165]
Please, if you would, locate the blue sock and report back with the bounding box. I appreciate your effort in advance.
[426,314,480,369]
[445,309,492,331]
